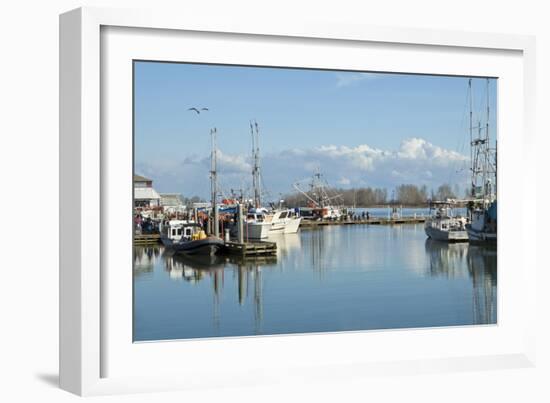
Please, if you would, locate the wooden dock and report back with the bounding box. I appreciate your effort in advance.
[300,216,426,228]
[223,241,277,256]
[134,233,161,245]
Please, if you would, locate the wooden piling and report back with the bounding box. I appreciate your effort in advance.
[237,203,244,244]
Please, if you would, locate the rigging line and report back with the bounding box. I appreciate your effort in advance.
[450,87,471,184]
[447,80,475,194]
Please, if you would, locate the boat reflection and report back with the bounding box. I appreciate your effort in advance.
[467,244,497,325]
[163,252,226,282]
[424,239,497,324]
[424,239,469,278]
[267,232,301,258]
[161,250,278,333]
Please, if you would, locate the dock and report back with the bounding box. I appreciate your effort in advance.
[223,241,277,256]
[300,216,426,228]
[134,233,161,245]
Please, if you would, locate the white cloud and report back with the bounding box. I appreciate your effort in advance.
[216,151,251,174]
[335,72,380,88]
[338,177,351,185]
[136,137,470,199]
[261,138,469,194]
[397,138,465,164]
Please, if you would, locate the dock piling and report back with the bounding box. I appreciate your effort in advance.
[237,203,244,244]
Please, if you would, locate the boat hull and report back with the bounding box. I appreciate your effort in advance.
[466,226,497,244]
[160,235,175,247]
[425,225,468,242]
[172,238,224,256]
[268,217,302,234]
[283,217,302,234]
[244,222,272,239]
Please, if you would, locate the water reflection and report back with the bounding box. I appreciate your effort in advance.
[163,251,226,282]
[159,250,279,333]
[133,246,160,277]
[467,245,497,325]
[424,239,469,278]
[424,239,497,324]
[134,224,497,341]
[267,232,301,258]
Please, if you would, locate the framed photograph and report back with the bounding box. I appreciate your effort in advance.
[60,7,537,396]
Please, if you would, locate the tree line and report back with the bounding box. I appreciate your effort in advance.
[282,183,460,207]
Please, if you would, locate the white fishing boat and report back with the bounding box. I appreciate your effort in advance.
[265,208,302,234]
[243,211,272,239]
[424,201,468,242]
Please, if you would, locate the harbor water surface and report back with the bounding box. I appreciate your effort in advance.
[134,222,496,341]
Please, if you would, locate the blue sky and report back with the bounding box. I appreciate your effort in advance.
[134,61,497,200]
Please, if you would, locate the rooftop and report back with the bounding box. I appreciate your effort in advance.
[134,187,161,200]
[134,174,152,182]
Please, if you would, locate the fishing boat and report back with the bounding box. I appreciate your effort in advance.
[244,208,302,238]
[268,208,302,233]
[161,129,225,256]
[464,78,497,244]
[424,201,468,242]
[292,170,343,220]
[160,219,224,256]
[467,200,497,244]
[243,210,272,239]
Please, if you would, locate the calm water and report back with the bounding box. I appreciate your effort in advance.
[133,223,496,341]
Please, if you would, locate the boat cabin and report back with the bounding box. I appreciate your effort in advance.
[161,220,202,242]
[246,212,267,222]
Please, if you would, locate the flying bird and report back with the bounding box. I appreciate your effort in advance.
[188,107,209,114]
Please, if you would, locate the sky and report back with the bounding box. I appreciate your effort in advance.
[134,61,497,201]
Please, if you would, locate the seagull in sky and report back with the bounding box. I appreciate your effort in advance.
[188,107,209,114]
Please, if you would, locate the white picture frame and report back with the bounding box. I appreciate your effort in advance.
[60,6,537,396]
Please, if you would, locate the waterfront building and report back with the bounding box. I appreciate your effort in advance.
[134,174,161,208]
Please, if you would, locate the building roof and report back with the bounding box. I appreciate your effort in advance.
[134,174,152,182]
[134,187,161,200]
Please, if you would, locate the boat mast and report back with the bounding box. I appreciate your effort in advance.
[485,78,496,201]
[479,122,486,203]
[470,79,484,202]
[251,120,261,208]
[469,78,495,206]
[469,78,473,197]
[314,170,322,206]
[293,170,342,208]
[210,127,219,237]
